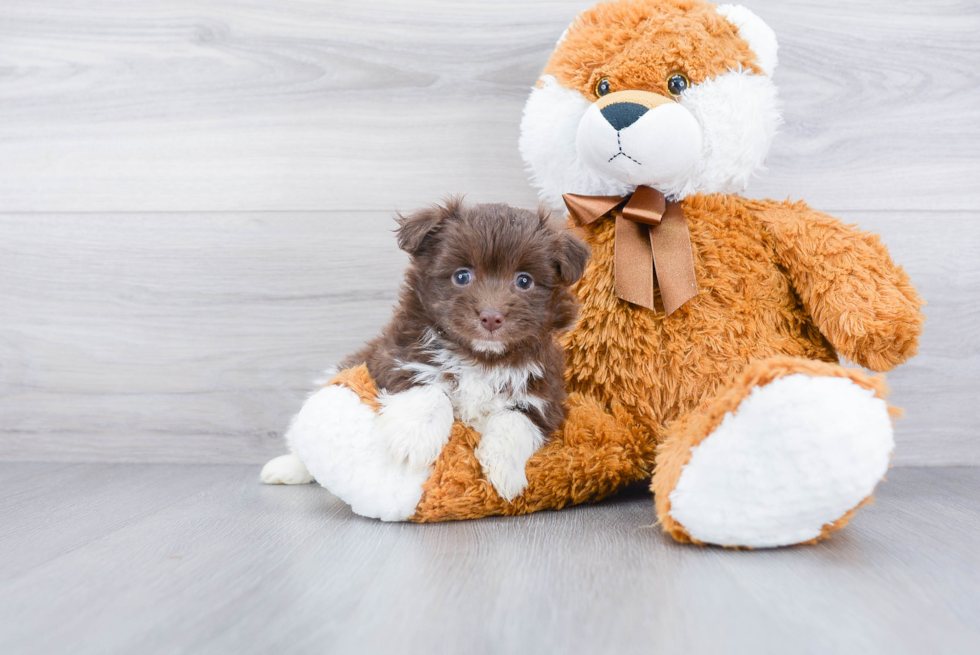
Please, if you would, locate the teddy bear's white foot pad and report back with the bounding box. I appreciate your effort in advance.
[668,374,894,548]
[290,385,429,521]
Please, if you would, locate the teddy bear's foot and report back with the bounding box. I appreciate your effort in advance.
[289,384,430,521]
[260,454,314,485]
[653,357,896,548]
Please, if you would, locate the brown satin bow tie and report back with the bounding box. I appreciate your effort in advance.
[563,186,697,315]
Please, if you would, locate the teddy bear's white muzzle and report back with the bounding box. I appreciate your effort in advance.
[576,100,703,192]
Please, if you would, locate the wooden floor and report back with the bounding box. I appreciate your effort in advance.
[1,464,977,654]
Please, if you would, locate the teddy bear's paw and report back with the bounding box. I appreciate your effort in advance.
[290,384,430,521]
[377,385,455,470]
[668,374,894,548]
[260,454,314,485]
[474,410,546,502]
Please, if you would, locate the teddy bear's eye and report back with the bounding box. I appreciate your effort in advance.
[666,72,690,97]
[594,77,612,98]
[452,268,473,286]
[515,273,534,290]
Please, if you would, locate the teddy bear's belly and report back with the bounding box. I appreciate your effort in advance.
[563,205,837,439]
[565,293,835,438]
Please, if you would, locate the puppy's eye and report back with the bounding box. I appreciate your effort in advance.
[514,273,534,290]
[452,268,473,286]
[666,72,689,97]
[594,77,611,98]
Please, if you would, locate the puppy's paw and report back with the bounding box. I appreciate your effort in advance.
[475,410,546,502]
[260,454,314,485]
[377,385,455,470]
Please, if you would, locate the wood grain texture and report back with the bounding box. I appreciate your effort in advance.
[0,0,977,464]
[1,210,976,465]
[0,464,977,654]
[0,212,408,462]
[0,463,246,582]
[0,0,977,212]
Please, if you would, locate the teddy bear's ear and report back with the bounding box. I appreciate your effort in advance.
[395,197,461,257]
[716,4,779,77]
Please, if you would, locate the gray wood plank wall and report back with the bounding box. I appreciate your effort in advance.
[1,1,977,464]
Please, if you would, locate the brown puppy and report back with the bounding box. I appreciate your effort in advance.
[342,198,589,500]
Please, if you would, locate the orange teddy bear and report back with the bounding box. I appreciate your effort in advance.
[265,0,923,548]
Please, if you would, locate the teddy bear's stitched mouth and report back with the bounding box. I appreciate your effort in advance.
[607,131,641,165]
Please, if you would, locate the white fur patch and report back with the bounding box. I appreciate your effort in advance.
[519,68,780,206]
[286,336,551,519]
[474,410,546,501]
[674,69,781,199]
[471,338,507,354]
[716,5,779,77]
[377,385,455,470]
[668,374,894,548]
[290,385,430,521]
[401,346,546,433]
[259,453,314,485]
[520,75,635,209]
[402,344,550,502]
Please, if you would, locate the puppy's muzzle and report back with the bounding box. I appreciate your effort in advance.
[596,90,674,131]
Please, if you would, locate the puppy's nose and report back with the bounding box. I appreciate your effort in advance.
[600,102,648,131]
[479,310,504,333]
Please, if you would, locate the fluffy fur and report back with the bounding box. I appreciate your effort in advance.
[715,4,778,76]
[651,356,900,544]
[475,410,548,501]
[273,199,590,502]
[285,0,925,547]
[343,199,588,438]
[376,384,455,471]
[522,69,780,206]
[290,382,430,521]
[318,365,650,521]
[667,373,894,548]
[520,0,780,206]
[327,194,922,533]
[413,1,922,541]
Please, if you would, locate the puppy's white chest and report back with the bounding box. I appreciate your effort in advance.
[403,351,544,432]
[449,365,518,429]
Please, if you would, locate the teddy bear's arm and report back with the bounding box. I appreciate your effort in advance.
[756,202,924,372]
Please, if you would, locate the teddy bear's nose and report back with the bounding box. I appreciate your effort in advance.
[600,102,649,131]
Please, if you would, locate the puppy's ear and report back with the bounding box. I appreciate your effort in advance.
[395,198,461,257]
[555,231,590,286]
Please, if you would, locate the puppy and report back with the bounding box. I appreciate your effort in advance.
[341,198,590,500]
[261,198,587,501]
[263,199,589,498]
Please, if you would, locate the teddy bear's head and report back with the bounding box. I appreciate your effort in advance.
[520,0,780,207]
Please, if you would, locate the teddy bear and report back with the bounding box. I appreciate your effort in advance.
[266,0,924,548]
